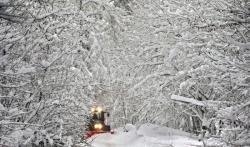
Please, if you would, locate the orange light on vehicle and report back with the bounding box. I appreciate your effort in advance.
[91,108,95,112]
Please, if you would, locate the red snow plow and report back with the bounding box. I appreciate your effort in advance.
[86,107,114,138]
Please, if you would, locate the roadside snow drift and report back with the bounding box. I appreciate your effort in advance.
[88,124,202,147]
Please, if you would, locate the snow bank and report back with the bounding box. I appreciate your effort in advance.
[86,124,202,147]
[138,124,195,138]
[124,124,136,132]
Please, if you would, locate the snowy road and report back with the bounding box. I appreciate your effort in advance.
[89,124,203,147]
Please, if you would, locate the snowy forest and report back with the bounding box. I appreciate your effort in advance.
[0,0,250,146]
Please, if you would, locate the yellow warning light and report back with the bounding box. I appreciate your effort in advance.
[91,108,95,112]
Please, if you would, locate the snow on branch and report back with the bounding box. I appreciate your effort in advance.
[0,103,5,111]
[0,83,21,88]
[36,9,60,20]
[134,61,164,67]
[224,34,250,49]
[138,45,163,56]
[17,67,36,74]
[0,121,43,127]
[236,101,250,114]
[131,70,175,91]
[171,94,204,106]
[82,0,102,6]
[232,139,250,146]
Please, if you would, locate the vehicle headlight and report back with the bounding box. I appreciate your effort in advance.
[97,107,102,113]
[94,124,98,129]
[94,123,103,129]
[98,124,103,129]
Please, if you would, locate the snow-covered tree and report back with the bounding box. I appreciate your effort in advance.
[0,0,128,146]
[120,0,218,130]
[115,1,250,144]
[202,0,250,145]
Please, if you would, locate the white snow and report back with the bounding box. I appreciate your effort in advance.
[169,48,179,60]
[41,60,51,68]
[85,124,202,147]
[8,128,34,144]
[52,100,59,105]
[17,67,36,74]
[171,94,204,106]
[179,82,187,89]
[4,69,13,74]
[46,134,53,145]
[0,103,5,111]
[124,124,136,132]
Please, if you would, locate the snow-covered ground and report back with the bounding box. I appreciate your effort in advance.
[88,124,203,147]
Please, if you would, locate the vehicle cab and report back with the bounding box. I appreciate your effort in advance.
[86,106,113,138]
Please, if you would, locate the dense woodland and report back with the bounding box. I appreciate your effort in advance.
[0,0,250,146]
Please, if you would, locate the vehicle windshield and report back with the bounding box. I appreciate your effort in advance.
[92,111,104,122]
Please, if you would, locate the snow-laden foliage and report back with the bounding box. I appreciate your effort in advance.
[1,0,250,146]
[119,0,222,130]
[111,0,250,146]
[206,0,250,146]
[0,0,125,146]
